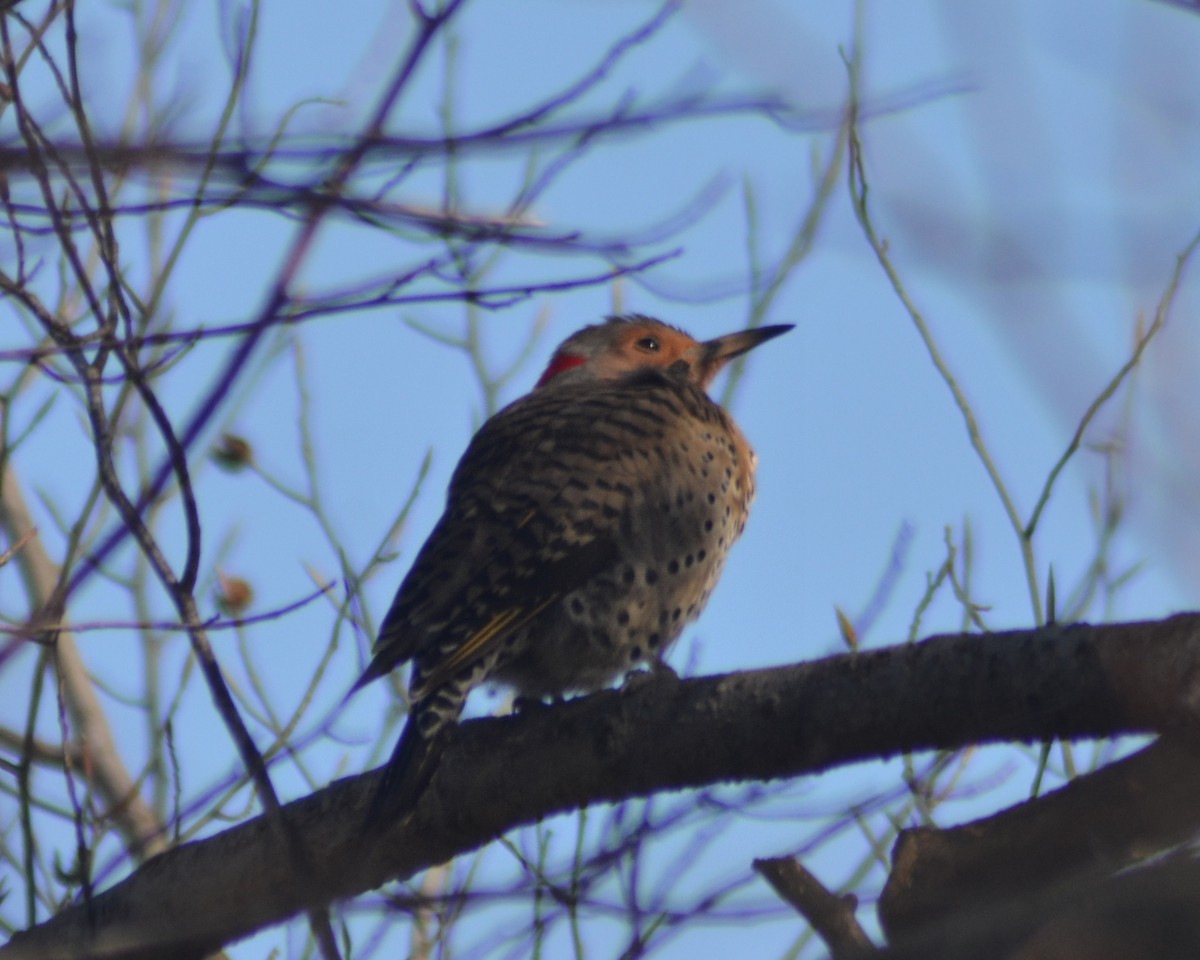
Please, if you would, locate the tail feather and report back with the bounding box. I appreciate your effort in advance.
[365,717,445,829]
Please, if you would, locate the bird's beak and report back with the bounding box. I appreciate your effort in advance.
[702,324,794,363]
[693,324,794,386]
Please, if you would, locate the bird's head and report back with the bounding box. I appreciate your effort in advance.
[534,315,793,391]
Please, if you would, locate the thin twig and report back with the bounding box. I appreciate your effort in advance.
[755,857,876,960]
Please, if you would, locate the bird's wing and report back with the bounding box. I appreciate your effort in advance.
[356,378,673,691]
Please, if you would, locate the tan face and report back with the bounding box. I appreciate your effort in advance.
[535,316,793,391]
[579,322,702,381]
[535,319,698,389]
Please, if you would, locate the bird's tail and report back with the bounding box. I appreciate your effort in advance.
[364,712,447,829]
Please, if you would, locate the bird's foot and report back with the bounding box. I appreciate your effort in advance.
[512,694,559,714]
[621,660,678,692]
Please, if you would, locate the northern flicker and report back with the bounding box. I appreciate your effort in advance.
[353,314,791,823]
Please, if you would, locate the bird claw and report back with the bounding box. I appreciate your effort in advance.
[621,660,678,692]
[512,694,558,714]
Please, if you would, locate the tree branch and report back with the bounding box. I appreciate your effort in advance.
[0,465,166,860]
[755,857,875,959]
[7,613,1200,960]
[880,738,1200,950]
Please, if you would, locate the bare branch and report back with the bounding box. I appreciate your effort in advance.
[881,739,1200,947]
[754,857,875,960]
[7,612,1200,959]
[0,465,166,859]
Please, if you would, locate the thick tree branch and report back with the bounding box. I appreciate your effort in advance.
[877,849,1200,960]
[880,738,1200,945]
[1005,858,1200,960]
[6,613,1200,960]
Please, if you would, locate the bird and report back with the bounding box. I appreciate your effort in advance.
[352,314,792,825]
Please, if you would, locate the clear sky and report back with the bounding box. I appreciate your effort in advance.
[3,1,1199,957]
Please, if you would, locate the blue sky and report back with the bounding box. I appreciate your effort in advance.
[3,0,1199,957]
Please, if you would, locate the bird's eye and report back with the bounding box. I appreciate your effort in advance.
[636,336,661,352]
